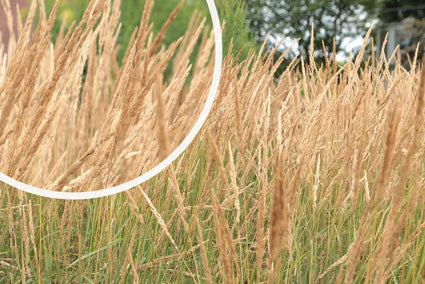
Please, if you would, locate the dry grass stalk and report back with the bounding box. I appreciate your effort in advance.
[211,189,234,284]
[196,217,213,284]
[137,185,178,250]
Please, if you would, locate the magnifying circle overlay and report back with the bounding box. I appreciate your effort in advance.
[0,0,222,200]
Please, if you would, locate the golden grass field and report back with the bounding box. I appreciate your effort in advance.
[0,0,212,191]
[1,0,425,282]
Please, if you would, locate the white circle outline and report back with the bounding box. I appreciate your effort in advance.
[0,0,222,200]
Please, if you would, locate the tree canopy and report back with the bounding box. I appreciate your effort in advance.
[245,0,378,63]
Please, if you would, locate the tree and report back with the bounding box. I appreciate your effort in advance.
[378,0,425,23]
[245,0,378,64]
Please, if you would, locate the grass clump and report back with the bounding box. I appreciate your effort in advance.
[1,0,425,282]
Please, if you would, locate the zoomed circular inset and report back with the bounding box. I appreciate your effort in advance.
[0,0,222,200]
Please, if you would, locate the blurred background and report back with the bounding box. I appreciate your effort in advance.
[1,0,425,68]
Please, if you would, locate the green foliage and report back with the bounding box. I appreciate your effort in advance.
[118,0,209,59]
[39,0,258,62]
[41,0,210,60]
[217,0,258,60]
[245,0,378,63]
